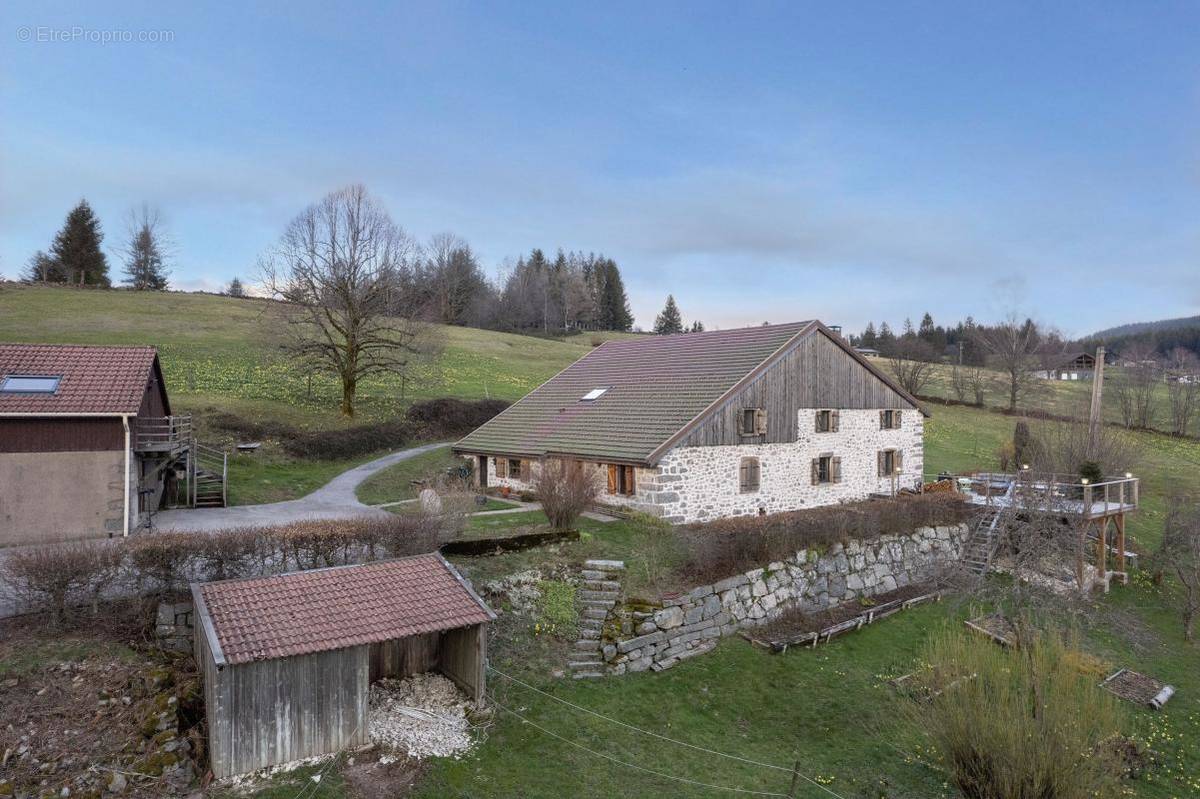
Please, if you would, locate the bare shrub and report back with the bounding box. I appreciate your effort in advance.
[0,542,125,624]
[678,494,972,585]
[1029,413,1141,479]
[279,523,348,569]
[198,528,263,581]
[1165,348,1200,436]
[909,627,1126,799]
[1159,496,1200,640]
[1112,342,1159,429]
[534,458,601,531]
[127,533,204,596]
[375,514,455,558]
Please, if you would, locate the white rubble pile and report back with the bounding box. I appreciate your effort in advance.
[368,673,475,760]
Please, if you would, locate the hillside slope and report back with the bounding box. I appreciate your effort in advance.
[0,283,612,425]
[1091,314,1200,339]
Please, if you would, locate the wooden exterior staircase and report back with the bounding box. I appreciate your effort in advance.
[962,506,1004,575]
[134,416,228,509]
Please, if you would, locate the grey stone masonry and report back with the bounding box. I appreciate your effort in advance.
[568,559,627,679]
[585,523,968,676]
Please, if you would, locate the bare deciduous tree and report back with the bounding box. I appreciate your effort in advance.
[1160,496,1200,640]
[1112,342,1160,430]
[976,314,1043,411]
[1165,348,1199,437]
[886,336,936,395]
[259,184,440,416]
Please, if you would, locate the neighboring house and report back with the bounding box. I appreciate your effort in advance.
[454,321,928,523]
[1037,351,1096,381]
[0,344,195,546]
[854,346,880,358]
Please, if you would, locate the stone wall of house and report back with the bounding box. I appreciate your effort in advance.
[480,407,924,524]
[642,409,924,523]
[591,522,967,675]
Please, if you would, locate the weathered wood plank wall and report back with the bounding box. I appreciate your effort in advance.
[439,623,486,704]
[205,645,369,779]
[369,632,440,681]
[680,330,913,448]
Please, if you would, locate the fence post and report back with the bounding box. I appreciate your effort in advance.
[788,760,801,798]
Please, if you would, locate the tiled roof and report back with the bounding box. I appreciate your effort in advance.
[195,555,495,666]
[454,322,816,464]
[0,344,158,415]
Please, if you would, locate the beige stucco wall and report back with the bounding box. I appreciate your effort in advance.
[0,450,128,546]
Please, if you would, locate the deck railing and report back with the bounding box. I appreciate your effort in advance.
[953,471,1138,518]
[133,415,193,452]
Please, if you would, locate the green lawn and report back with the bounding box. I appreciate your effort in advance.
[355,446,461,505]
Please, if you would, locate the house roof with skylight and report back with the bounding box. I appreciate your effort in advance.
[453,321,925,465]
[0,344,167,416]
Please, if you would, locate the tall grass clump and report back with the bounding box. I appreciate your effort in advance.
[910,627,1127,799]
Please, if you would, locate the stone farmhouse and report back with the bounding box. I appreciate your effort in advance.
[454,321,928,523]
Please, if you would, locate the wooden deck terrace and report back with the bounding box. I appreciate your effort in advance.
[133,415,193,453]
[954,471,1138,519]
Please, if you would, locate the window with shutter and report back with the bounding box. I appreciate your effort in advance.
[509,459,523,479]
[879,449,896,476]
[622,465,636,496]
[754,408,767,435]
[741,408,756,435]
[830,410,840,432]
[831,456,842,483]
[496,457,507,477]
[739,457,760,493]
[606,464,618,495]
[894,410,902,428]
[815,410,832,433]
[813,454,834,484]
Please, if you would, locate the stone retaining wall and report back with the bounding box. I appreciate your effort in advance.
[592,523,969,675]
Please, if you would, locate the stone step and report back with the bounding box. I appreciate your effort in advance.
[573,639,601,652]
[582,580,621,592]
[579,589,619,602]
[571,670,604,679]
[583,559,625,572]
[567,654,602,666]
[580,569,607,581]
[577,626,601,640]
[582,608,609,621]
[580,599,616,610]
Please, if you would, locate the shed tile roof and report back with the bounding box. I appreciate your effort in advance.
[0,344,158,415]
[196,555,495,665]
[454,322,815,464]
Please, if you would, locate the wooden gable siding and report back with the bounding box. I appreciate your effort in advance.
[678,330,912,448]
[0,417,124,453]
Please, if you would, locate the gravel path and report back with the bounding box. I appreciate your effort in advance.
[147,442,450,533]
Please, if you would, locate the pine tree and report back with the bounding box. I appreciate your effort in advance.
[654,295,684,334]
[861,322,878,348]
[50,200,109,286]
[878,321,896,351]
[597,259,633,331]
[690,320,705,333]
[227,277,245,297]
[23,250,62,282]
[121,206,170,290]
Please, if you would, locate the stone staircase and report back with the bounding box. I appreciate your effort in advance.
[567,559,625,679]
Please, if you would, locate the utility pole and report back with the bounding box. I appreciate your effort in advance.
[1088,346,1106,458]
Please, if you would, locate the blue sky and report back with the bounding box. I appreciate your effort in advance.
[2,2,1198,336]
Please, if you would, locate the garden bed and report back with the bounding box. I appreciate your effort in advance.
[741,583,943,652]
[1101,668,1176,710]
[964,613,1018,647]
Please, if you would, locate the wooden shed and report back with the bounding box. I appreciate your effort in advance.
[191,554,495,778]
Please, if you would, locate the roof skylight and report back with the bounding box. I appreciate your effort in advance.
[1,375,62,394]
[580,387,609,401]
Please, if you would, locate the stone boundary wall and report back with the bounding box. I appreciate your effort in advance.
[594,523,969,675]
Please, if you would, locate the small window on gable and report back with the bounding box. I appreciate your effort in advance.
[880,409,902,430]
[741,408,766,436]
[739,457,760,493]
[581,387,609,402]
[1,375,61,394]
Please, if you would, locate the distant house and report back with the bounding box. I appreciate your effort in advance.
[854,346,881,358]
[1037,351,1096,381]
[0,344,200,546]
[454,321,928,524]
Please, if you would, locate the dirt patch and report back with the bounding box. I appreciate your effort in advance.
[340,755,427,799]
[0,613,199,797]
[964,613,1018,646]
